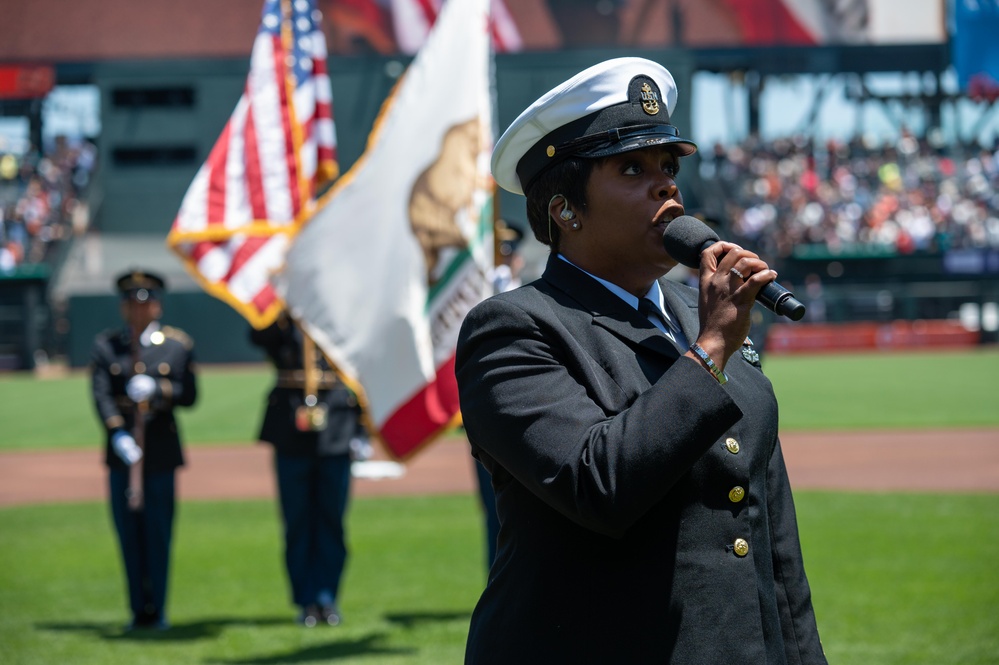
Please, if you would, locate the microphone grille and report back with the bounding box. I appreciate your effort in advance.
[662,215,720,268]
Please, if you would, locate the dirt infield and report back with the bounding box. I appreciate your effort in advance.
[1,430,997,507]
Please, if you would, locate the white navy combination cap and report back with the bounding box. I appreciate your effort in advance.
[491,57,697,196]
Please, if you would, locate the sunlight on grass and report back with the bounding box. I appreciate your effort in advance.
[1,492,997,664]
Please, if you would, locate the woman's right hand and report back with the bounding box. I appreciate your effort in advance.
[688,241,776,373]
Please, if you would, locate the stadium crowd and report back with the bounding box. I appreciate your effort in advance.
[2,127,997,274]
[700,130,999,259]
[0,136,95,274]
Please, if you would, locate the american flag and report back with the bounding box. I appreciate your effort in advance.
[276,0,495,459]
[391,0,522,55]
[167,0,337,329]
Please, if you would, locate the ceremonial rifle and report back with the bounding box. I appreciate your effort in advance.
[127,321,146,512]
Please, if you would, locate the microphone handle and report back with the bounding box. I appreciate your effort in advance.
[757,282,806,321]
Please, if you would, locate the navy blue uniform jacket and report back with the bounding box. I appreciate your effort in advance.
[91,325,197,472]
[455,255,827,664]
[249,317,365,457]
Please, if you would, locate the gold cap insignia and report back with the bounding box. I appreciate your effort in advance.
[640,82,660,116]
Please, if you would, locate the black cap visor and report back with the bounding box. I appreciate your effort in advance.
[518,122,697,194]
[564,123,697,159]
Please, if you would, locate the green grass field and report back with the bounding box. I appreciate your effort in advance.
[2,348,997,451]
[1,349,998,664]
[1,493,997,665]
[764,348,999,431]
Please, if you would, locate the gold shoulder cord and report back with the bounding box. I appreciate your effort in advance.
[295,326,329,431]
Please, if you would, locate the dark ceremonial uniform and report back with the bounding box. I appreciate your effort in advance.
[92,323,196,471]
[457,257,826,664]
[475,220,525,569]
[250,313,366,624]
[468,55,826,665]
[90,270,197,630]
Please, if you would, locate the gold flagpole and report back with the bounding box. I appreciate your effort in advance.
[295,322,328,432]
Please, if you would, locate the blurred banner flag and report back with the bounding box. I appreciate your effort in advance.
[718,0,868,45]
[391,0,521,54]
[166,0,337,329]
[274,0,494,459]
[327,0,398,54]
[953,0,999,95]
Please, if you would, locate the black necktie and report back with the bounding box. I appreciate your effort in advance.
[637,298,682,346]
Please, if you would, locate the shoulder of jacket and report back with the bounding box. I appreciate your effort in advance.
[468,289,519,317]
[96,326,121,339]
[92,328,121,348]
[161,325,194,350]
[662,278,699,304]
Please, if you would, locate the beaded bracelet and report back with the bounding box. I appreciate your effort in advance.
[689,343,728,385]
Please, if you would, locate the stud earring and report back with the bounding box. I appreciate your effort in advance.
[560,209,575,221]
[571,222,580,229]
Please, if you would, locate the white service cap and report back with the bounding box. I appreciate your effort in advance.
[491,57,697,196]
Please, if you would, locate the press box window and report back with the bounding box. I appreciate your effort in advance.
[111,146,198,167]
[111,87,195,108]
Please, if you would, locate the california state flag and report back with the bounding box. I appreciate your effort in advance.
[273,0,494,460]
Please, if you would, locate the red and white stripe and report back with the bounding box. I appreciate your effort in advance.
[276,0,495,459]
[391,0,522,54]
[168,0,336,329]
[489,0,522,53]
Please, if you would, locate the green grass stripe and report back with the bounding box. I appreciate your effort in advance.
[2,348,996,451]
[764,348,999,431]
[1,492,997,664]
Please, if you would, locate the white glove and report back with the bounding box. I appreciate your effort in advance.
[111,430,143,465]
[349,436,374,462]
[126,374,157,403]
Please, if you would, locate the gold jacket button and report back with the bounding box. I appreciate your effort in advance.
[725,438,740,454]
[734,538,749,557]
[158,362,171,375]
[728,486,746,503]
[134,361,146,374]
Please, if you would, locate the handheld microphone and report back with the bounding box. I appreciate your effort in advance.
[662,215,806,321]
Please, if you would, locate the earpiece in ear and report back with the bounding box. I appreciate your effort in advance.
[560,209,575,221]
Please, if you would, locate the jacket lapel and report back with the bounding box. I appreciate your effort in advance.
[542,256,680,360]
[659,277,700,349]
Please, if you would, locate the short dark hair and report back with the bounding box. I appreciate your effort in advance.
[523,157,599,251]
